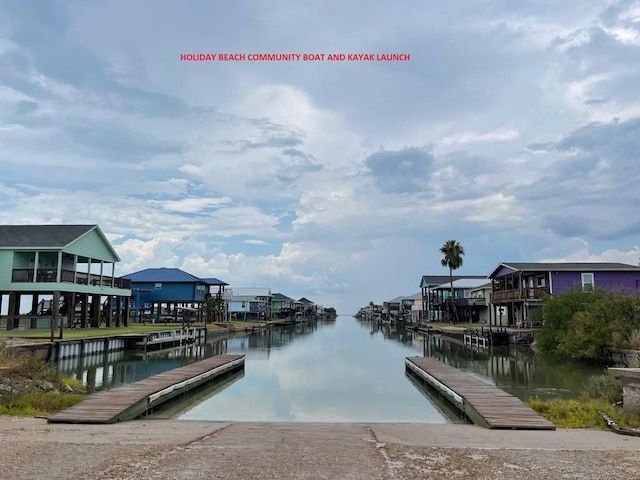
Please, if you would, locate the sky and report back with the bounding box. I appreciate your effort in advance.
[1,1,640,314]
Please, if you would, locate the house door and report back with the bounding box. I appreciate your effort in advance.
[527,277,534,298]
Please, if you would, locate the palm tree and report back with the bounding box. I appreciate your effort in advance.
[440,240,465,323]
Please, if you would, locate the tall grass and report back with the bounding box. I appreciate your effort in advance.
[0,340,86,416]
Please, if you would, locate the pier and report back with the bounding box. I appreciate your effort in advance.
[462,327,509,348]
[48,354,245,424]
[406,356,555,430]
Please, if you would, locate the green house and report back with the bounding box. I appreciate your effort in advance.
[0,224,132,330]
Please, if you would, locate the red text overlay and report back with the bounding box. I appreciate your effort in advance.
[179,53,410,62]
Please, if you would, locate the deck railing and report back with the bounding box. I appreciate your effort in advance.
[11,269,131,289]
[491,287,550,302]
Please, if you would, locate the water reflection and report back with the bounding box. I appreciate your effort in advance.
[422,334,603,401]
[58,339,229,393]
[149,369,246,419]
[56,317,597,422]
[177,317,447,423]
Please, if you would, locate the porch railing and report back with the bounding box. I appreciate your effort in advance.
[11,269,131,289]
[491,287,550,303]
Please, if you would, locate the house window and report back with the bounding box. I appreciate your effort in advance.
[155,283,162,290]
[537,275,546,287]
[581,273,594,291]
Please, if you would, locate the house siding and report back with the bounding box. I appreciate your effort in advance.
[65,229,119,263]
[229,300,250,313]
[0,251,13,287]
[550,272,582,294]
[491,265,517,278]
[132,282,206,304]
[593,272,640,293]
[551,271,640,295]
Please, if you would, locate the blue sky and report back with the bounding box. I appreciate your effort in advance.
[1,0,639,313]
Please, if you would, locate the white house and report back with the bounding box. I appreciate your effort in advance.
[224,287,272,320]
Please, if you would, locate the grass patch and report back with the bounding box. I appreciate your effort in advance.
[0,324,208,341]
[528,373,640,430]
[62,376,85,391]
[0,340,87,417]
[0,392,85,416]
[528,397,640,430]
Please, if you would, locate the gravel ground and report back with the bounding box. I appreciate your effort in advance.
[1,417,639,479]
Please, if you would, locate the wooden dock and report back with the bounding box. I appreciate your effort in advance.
[406,356,555,430]
[48,354,245,424]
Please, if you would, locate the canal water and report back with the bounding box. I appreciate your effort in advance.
[56,316,605,423]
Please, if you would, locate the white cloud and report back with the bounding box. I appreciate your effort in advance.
[1,0,639,313]
[151,196,232,213]
[439,128,520,147]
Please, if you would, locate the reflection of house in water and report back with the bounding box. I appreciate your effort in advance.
[424,335,536,399]
[58,338,229,392]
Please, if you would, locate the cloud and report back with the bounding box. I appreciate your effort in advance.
[1,0,640,313]
[364,148,433,194]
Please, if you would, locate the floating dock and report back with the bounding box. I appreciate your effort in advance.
[406,356,555,430]
[48,354,245,424]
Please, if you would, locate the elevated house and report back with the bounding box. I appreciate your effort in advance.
[225,287,272,320]
[383,296,401,320]
[467,281,492,324]
[200,277,229,300]
[271,293,295,318]
[419,274,486,322]
[200,277,229,323]
[408,292,424,323]
[298,297,315,318]
[488,262,640,327]
[0,224,131,330]
[122,267,211,323]
[431,278,491,323]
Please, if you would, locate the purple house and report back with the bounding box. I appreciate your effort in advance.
[488,262,640,327]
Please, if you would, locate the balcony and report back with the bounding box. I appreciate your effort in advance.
[491,287,550,303]
[465,297,488,306]
[11,269,131,290]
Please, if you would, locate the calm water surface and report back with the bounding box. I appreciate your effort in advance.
[57,316,604,423]
[177,317,451,423]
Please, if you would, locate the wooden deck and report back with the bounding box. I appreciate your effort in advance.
[406,356,555,430]
[48,354,245,424]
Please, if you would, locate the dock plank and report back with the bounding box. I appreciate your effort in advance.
[48,354,245,424]
[406,356,555,430]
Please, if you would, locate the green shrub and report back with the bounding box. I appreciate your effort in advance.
[537,289,640,363]
[583,374,623,404]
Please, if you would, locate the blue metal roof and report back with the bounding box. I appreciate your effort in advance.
[200,277,229,286]
[122,268,205,283]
